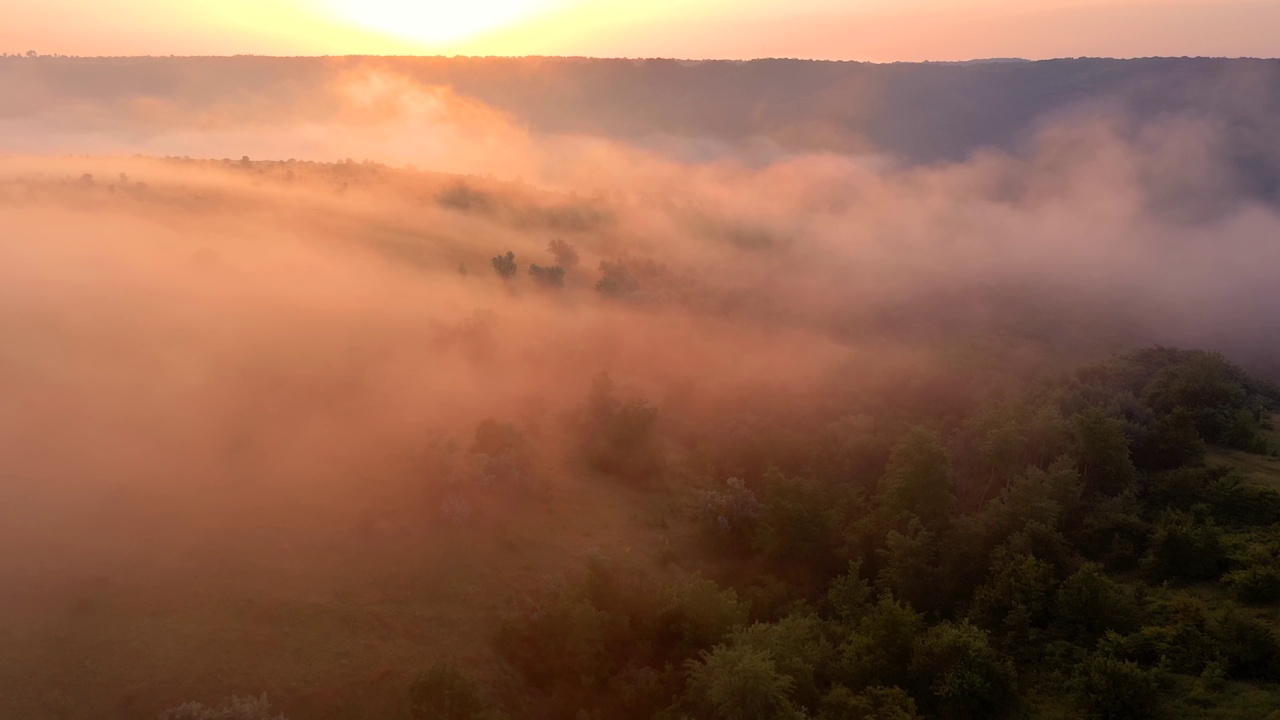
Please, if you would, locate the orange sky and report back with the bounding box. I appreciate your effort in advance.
[4,0,1279,60]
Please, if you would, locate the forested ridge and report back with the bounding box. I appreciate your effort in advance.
[382,346,1280,720]
[4,55,1280,194]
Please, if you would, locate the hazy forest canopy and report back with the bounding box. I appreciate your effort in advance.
[0,55,1279,720]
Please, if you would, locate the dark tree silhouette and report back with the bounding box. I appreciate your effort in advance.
[491,251,517,280]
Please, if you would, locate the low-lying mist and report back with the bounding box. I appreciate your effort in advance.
[1,64,1278,718]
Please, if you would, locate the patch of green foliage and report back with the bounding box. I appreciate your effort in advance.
[471,348,1280,718]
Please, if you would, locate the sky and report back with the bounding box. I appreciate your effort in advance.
[4,0,1280,61]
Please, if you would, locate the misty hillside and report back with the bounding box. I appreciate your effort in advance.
[3,55,1280,194]
[4,51,1280,720]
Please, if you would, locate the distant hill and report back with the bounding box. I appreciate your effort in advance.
[2,55,1278,196]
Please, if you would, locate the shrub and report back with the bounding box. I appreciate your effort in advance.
[1212,606,1280,679]
[1142,511,1225,582]
[1225,565,1280,605]
[1073,654,1162,720]
[1206,477,1280,526]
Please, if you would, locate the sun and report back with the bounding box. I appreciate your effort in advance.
[321,0,559,47]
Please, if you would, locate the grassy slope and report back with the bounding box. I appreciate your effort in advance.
[1207,414,1280,490]
[0,159,671,720]
[0,476,682,720]
[1030,415,1280,720]
[1155,414,1280,719]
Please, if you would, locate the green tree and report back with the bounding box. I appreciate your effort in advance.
[1131,407,1205,471]
[910,621,1018,720]
[967,550,1056,652]
[490,251,517,279]
[548,238,580,268]
[876,519,942,614]
[825,561,872,624]
[754,471,841,577]
[836,595,925,692]
[596,260,639,297]
[684,644,806,720]
[818,685,920,720]
[1071,408,1136,496]
[1054,563,1141,643]
[729,614,834,711]
[881,428,954,530]
[529,263,566,288]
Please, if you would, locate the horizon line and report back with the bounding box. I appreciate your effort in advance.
[5,53,1280,64]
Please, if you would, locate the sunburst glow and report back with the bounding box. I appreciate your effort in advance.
[320,0,562,47]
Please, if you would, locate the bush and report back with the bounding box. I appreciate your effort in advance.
[1073,654,1162,720]
[408,662,489,720]
[1205,477,1280,526]
[1142,511,1225,582]
[1212,606,1280,679]
[1225,565,1280,605]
